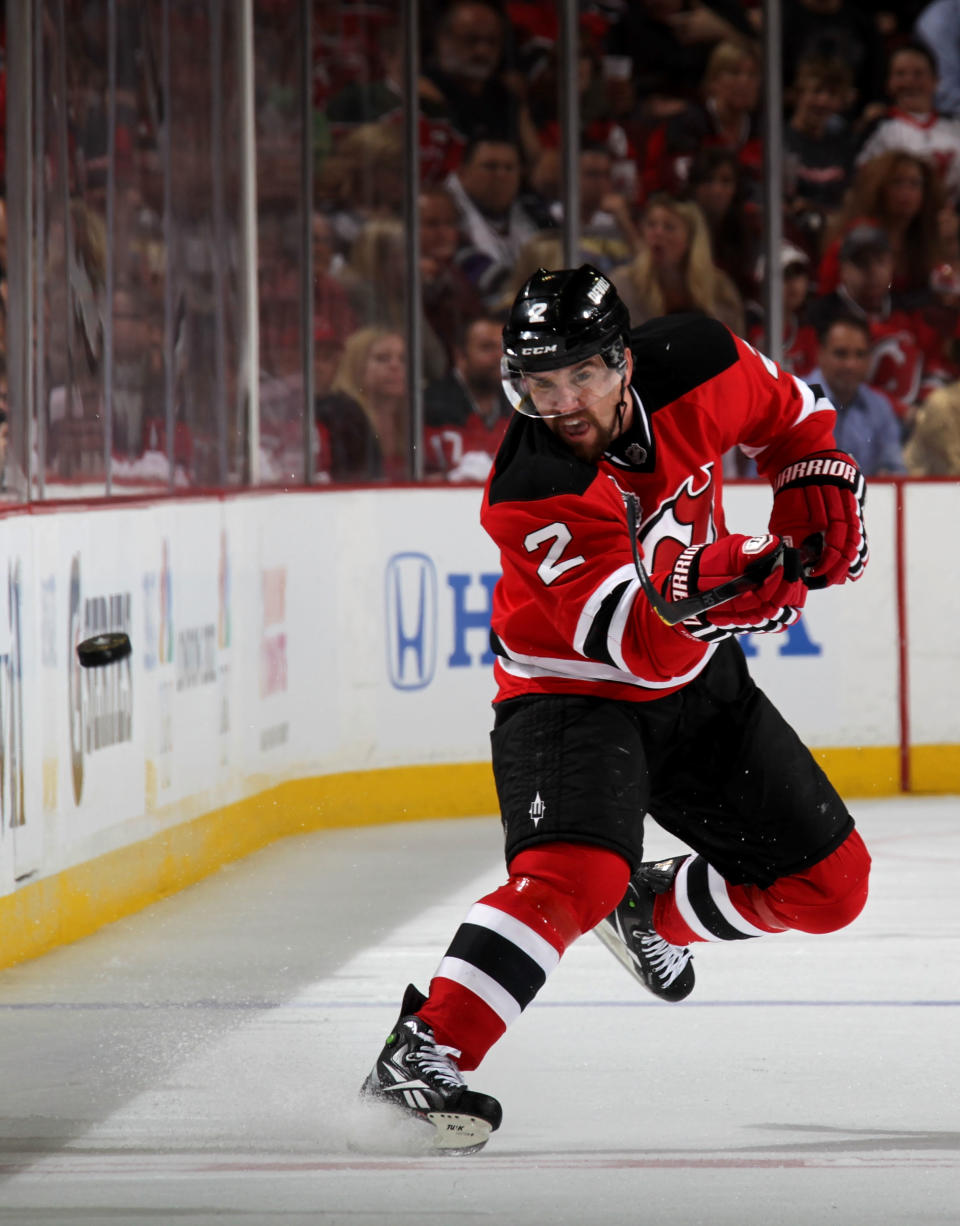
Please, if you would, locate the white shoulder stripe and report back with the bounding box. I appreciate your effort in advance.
[740,374,835,461]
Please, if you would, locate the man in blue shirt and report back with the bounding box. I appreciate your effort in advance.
[807,314,906,475]
[916,0,960,116]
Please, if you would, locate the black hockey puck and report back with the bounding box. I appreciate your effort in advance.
[77,631,132,668]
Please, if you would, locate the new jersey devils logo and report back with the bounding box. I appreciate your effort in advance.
[869,330,923,406]
[640,464,717,573]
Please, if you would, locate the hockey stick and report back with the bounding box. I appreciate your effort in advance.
[625,493,816,627]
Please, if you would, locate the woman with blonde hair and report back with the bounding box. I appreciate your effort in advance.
[904,384,960,475]
[611,193,745,335]
[495,231,567,313]
[339,209,473,381]
[338,217,409,335]
[643,40,764,202]
[496,229,628,316]
[323,326,409,481]
[317,122,406,250]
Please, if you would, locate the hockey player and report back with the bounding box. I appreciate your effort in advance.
[360,265,872,1153]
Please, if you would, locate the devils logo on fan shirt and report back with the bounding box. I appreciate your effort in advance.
[866,309,954,411]
[868,328,924,406]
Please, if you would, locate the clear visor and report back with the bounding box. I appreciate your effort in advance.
[501,354,626,418]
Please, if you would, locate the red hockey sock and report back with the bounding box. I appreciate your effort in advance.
[653,831,871,944]
[744,829,871,934]
[419,842,629,1070]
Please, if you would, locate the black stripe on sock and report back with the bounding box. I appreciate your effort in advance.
[444,922,547,1010]
[685,856,755,941]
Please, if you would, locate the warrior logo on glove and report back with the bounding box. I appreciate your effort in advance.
[769,449,868,589]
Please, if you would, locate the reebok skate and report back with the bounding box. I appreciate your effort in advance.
[595,857,695,1002]
[360,984,503,1154]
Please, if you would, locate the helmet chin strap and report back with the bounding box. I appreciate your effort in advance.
[614,377,628,437]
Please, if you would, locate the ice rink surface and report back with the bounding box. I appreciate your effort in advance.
[0,796,957,1226]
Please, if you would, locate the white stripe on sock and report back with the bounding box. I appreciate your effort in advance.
[706,865,772,938]
[673,856,720,942]
[433,956,523,1027]
[467,902,561,974]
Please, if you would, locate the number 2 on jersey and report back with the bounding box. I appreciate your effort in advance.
[523,522,585,585]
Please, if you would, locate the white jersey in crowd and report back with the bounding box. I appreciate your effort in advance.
[857,107,960,201]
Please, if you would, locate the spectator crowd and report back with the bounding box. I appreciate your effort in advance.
[310,0,960,483]
[6,0,960,498]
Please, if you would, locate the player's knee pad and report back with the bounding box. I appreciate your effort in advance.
[764,829,871,934]
[499,841,631,948]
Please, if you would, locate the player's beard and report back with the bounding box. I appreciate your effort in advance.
[550,387,629,462]
[551,410,619,462]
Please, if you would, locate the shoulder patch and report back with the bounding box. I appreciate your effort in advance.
[628,314,739,413]
[488,414,597,504]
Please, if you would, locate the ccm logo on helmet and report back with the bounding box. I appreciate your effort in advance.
[521,343,559,356]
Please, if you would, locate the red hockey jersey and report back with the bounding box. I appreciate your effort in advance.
[481,315,840,704]
[866,307,953,412]
[424,415,511,482]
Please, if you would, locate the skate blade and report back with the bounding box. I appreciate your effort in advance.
[593,921,646,989]
[426,1111,493,1155]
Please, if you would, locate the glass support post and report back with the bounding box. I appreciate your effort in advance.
[761,0,784,362]
[559,0,580,267]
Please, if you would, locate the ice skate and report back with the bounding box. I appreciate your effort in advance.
[360,984,503,1154]
[595,857,695,1002]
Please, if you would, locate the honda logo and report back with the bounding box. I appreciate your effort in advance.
[385,553,438,690]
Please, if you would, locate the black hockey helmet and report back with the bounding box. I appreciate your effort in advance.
[501,264,631,416]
